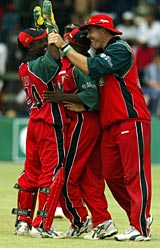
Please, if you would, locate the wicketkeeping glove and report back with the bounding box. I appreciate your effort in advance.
[33,0,59,33]
[33,6,45,29]
[42,0,59,33]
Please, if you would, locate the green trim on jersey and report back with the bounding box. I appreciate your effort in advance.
[110,39,134,77]
[73,67,99,110]
[28,51,60,83]
[87,39,133,80]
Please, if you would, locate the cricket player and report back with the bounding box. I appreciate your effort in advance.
[12,28,67,238]
[43,27,118,239]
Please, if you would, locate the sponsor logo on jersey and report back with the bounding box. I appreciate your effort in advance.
[121,130,129,134]
[22,76,29,86]
[100,53,113,68]
[136,78,141,89]
[99,77,105,86]
[64,74,69,80]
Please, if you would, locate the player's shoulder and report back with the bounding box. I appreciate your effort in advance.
[110,38,132,53]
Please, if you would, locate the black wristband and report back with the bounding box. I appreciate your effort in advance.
[61,44,69,51]
[61,44,72,55]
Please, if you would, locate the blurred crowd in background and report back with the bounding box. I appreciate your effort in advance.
[1,0,160,118]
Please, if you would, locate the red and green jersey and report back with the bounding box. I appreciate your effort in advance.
[18,51,67,127]
[87,37,150,129]
[52,56,99,111]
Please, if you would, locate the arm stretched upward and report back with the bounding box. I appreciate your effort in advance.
[51,33,89,75]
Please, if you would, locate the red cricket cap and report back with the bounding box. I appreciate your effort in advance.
[64,23,81,38]
[80,14,122,35]
[18,28,47,48]
[68,28,91,49]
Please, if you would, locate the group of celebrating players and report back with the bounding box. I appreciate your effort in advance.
[12,0,152,242]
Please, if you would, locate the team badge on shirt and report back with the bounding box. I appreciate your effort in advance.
[99,77,105,86]
[22,76,29,86]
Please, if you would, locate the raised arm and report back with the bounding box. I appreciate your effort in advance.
[47,32,60,61]
[51,33,89,75]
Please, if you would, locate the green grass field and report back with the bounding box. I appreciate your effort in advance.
[0,162,159,248]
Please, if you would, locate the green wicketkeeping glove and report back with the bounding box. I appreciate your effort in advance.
[42,0,59,33]
[33,6,46,29]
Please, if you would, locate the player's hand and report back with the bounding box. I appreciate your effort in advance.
[50,33,66,48]
[63,102,86,112]
[43,88,65,103]
[48,31,58,45]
